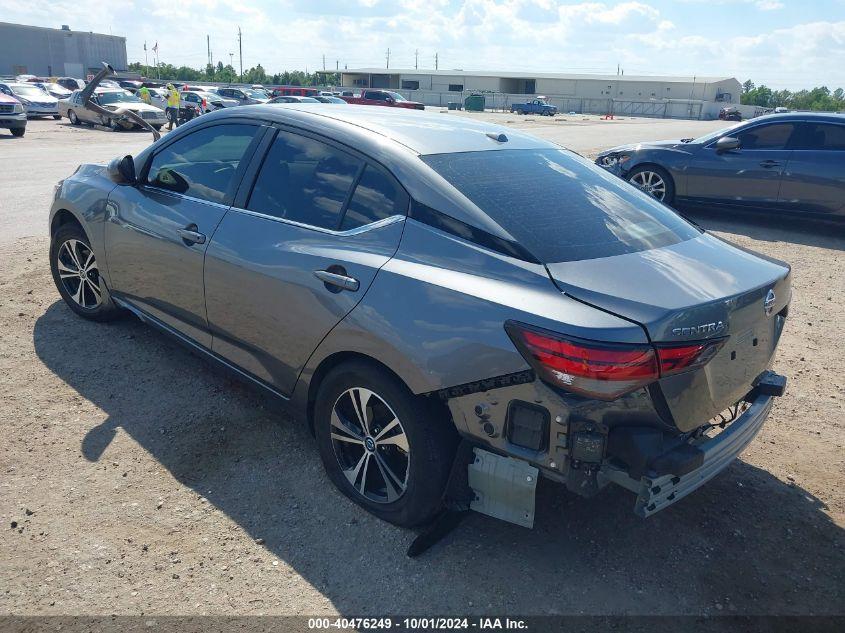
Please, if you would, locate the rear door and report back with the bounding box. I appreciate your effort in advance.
[685,121,798,208]
[777,120,845,218]
[204,126,409,395]
[105,121,263,346]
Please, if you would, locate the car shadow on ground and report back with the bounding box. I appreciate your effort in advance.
[32,298,845,615]
[679,205,845,251]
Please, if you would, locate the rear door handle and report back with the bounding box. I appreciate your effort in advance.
[178,224,206,245]
[314,269,359,292]
[759,160,781,168]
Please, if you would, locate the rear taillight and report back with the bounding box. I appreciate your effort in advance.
[505,321,725,401]
[655,340,725,375]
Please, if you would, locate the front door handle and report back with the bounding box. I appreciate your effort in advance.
[177,224,206,245]
[759,160,781,168]
[314,269,360,292]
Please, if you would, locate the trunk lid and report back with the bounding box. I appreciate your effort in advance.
[546,234,791,431]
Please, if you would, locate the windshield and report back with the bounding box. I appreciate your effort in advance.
[691,122,744,144]
[245,89,267,98]
[98,90,142,104]
[12,85,47,97]
[385,91,407,102]
[422,149,700,263]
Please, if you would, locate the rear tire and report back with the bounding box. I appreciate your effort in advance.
[314,361,458,527]
[68,110,80,125]
[53,115,61,120]
[50,223,122,322]
[10,127,24,137]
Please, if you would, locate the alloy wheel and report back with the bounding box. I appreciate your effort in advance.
[56,239,102,309]
[330,387,410,504]
[629,170,667,201]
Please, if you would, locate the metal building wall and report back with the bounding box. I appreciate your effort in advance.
[0,22,127,78]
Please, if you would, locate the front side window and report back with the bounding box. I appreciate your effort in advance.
[147,124,258,204]
[247,130,362,229]
[421,149,700,263]
[735,123,796,150]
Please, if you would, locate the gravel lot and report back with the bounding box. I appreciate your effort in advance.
[1,115,843,617]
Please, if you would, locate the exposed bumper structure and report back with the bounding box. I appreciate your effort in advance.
[601,390,775,517]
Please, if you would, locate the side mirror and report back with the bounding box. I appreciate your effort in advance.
[107,155,136,185]
[715,136,741,153]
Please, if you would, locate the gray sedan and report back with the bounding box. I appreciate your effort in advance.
[596,112,845,220]
[48,105,790,528]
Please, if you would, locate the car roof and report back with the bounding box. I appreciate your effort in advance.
[746,112,845,124]
[234,103,558,155]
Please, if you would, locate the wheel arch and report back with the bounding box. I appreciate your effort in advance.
[300,350,451,435]
[51,208,87,239]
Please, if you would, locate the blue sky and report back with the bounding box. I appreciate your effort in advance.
[2,0,843,89]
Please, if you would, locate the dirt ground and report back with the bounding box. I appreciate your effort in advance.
[1,117,843,617]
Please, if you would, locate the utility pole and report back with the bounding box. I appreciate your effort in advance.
[434,52,438,70]
[229,52,234,68]
[322,54,326,71]
[385,48,390,69]
[237,26,243,82]
[415,49,418,69]
[144,41,148,78]
[207,35,212,67]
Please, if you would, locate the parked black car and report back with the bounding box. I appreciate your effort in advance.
[719,106,742,121]
[596,113,845,220]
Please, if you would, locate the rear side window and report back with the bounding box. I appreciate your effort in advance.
[341,165,408,230]
[421,149,699,263]
[795,123,845,150]
[147,124,258,204]
[247,129,362,229]
[735,123,796,150]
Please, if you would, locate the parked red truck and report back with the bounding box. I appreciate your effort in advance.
[340,89,424,110]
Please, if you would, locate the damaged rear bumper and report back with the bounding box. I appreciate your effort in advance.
[599,390,775,517]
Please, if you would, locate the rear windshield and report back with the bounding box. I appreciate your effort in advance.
[421,149,699,263]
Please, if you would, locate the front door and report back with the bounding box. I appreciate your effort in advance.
[685,121,798,208]
[204,127,409,395]
[105,121,263,346]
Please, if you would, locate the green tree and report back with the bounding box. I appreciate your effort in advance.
[742,79,755,94]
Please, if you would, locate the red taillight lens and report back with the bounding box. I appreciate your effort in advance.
[656,340,726,376]
[506,321,659,400]
[506,321,726,401]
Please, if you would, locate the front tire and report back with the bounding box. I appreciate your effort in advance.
[53,115,61,120]
[50,223,122,321]
[627,165,675,204]
[314,361,458,527]
[68,110,80,125]
[10,127,24,137]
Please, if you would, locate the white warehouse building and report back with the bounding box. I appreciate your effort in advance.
[336,68,743,119]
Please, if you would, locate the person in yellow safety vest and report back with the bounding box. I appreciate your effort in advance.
[166,83,180,130]
[138,86,151,105]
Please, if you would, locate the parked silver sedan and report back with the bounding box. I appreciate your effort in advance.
[48,105,790,529]
[0,82,60,118]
